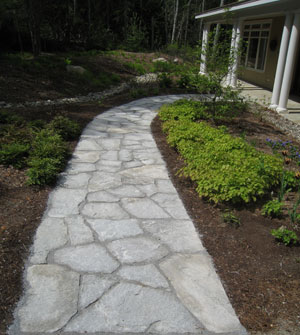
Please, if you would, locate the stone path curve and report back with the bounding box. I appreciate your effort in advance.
[10,95,247,335]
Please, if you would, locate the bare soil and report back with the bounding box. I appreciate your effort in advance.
[0,51,300,335]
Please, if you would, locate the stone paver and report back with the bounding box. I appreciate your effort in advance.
[10,95,247,335]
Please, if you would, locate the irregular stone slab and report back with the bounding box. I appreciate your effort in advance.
[160,254,245,334]
[79,275,115,309]
[88,171,122,192]
[76,139,101,151]
[124,133,153,141]
[30,218,68,264]
[58,173,90,189]
[142,140,157,148]
[119,149,133,162]
[156,179,177,193]
[98,138,120,150]
[120,165,168,184]
[141,220,204,253]
[121,198,169,219]
[72,151,101,163]
[133,150,164,165]
[87,191,119,202]
[18,265,79,333]
[88,219,142,241]
[100,150,118,161]
[117,264,169,288]
[53,244,119,273]
[107,237,168,264]
[122,161,143,169]
[136,183,158,196]
[66,162,96,174]
[107,127,132,134]
[151,193,190,220]
[82,203,129,219]
[81,128,108,138]
[108,185,144,198]
[48,189,86,217]
[65,283,202,333]
[65,216,94,245]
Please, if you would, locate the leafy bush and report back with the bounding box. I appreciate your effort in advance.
[261,200,283,218]
[158,73,173,88]
[125,62,147,75]
[159,98,243,123]
[48,116,80,141]
[159,105,283,203]
[30,128,68,162]
[153,61,175,73]
[222,210,240,227]
[28,119,47,130]
[271,227,298,246]
[0,142,30,168]
[159,99,209,122]
[26,157,62,186]
[0,110,24,124]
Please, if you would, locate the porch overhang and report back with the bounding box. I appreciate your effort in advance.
[195,0,300,22]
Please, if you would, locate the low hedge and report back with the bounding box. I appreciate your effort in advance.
[159,103,283,204]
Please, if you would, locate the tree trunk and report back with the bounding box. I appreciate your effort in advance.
[25,0,41,57]
[184,0,192,46]
[171,0,179,44]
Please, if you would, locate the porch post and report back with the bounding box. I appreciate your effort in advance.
[277,13,300,113]
[269,13,293,110]
[200,23,209,75]
[226,22,237,86]
[230,19,243,87]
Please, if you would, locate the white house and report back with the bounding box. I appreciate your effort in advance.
[195,0,300,113]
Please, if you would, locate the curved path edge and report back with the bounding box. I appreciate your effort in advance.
[9,95,247,335]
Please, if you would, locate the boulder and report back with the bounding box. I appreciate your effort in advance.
[66,65,87,75]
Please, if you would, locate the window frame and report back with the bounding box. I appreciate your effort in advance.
[242,20,272,73]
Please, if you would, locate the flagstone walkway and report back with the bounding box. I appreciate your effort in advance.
[10,95,247,335]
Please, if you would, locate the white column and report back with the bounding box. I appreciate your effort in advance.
[230,19,243,87]
[277,13,300,113]
[200,23,209,75]
[269,13,293,110]
[226,22,237,86]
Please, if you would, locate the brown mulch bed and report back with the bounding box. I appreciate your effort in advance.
[1,93,300,334]
[151,109,300,334]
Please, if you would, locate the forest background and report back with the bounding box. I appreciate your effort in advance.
[0,0,237,55]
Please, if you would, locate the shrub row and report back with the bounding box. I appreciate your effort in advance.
[159,101,283,204]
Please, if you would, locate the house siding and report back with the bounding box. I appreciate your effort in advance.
[239,16,285,90]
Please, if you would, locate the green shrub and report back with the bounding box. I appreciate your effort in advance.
[153,61,174,73]
[158,73,173,88]
[222,210,240,227]
[271,227,298,246]
[261,200,283,218]
[159,107,283,203]
[0,124,33,145]
[31,128,68,162]
[48,116,80,140]
[26,157,62,186]
[0,142,30,168]
[159,99,209,122]
[28,119,47,130]
[0,110,24,124]
[125,62,147,75]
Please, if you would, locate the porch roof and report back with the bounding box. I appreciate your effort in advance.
[195,0,300,22]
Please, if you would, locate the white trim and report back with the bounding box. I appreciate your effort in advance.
[242,19,272,72]
[195,0,282,20]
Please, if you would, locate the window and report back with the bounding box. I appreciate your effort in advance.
[242,21,271,71]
